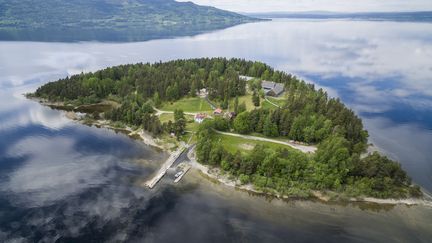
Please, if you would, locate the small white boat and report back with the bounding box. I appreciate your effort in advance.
[175,171,183,178]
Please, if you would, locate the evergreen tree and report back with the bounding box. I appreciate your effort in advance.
[238,102,247,114]
[173,109,186,138]
[263,115,279,137]
[252,90,260,107]
[153,91,161,107]
[234,96,239,114]
[233,112,251,134]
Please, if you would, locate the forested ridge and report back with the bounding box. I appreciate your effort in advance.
[33,58,422,199]
[0,0,256,41]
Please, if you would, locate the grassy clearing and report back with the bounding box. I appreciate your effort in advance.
[159,113,174,123]
[180,131,197,144]
[261,97,286,109]
[186,122,199,132]
[161,97,212,113]
[224,94,258,112]
[214,134,294,154]
[185,115,200,132]
[159,113,199,133]
[267,97,286,106]
[261,100,276,109]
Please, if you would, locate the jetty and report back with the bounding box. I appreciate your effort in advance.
[144,145,187,189]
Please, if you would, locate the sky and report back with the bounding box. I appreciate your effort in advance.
[177,0,432,13]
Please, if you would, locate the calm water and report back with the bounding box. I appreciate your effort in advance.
[1,19,432,242]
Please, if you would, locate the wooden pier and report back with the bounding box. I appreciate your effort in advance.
[144,145,186,189]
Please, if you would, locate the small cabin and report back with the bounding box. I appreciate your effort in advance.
[224,112,236,120]
[194,113,207,123]
[213,108,223,115]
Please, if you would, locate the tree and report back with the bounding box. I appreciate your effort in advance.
[252,90,260,107]
[209,143,224,166]
[234,96,239,114]
[239,174,250,184]
[263,115,279,137]
[314,135,352,189]
[149,116,162,136]
[141,101,154,114]
[195,122,215,163]
[190,79,198,97]
[221,95,229,109]
[213,117,229,131]
[173,109,186,138]
[238,102,247,114]
[153,91,161,107]
[233,112,251,134]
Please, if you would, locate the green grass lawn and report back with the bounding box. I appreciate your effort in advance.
[261,100,276,109]
[214,133,294,154]
[267,97,286,106]
[261,97,286,109]
[159,113,199,133]
[225,94,259,112]
[186,122,199,130]
[159,113,174,123]
[161,97,213,113]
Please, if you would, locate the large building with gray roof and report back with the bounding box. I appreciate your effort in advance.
[261,81,284,96]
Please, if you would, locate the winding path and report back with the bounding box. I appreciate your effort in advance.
[215,131,317,153]
[264,96,281,108]
[154,107,202,116]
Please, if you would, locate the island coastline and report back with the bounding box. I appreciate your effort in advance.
[28,58,429,208]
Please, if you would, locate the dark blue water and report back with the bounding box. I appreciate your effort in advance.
[1,19,432,242]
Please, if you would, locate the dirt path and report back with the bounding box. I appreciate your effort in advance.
[215,131,317,153]
[264,96,281,108]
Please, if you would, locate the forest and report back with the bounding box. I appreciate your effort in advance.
[32,57,421,199]
[0,0,255,42]
[196,120,421,198]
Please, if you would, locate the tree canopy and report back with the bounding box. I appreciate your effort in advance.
[32,57,421,199]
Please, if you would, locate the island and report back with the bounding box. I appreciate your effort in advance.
[29,58,425,204]
[0,0,257,42]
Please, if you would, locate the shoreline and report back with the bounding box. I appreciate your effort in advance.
[31,97,169,151]
[32,97,432,208]
[186,147,432,207]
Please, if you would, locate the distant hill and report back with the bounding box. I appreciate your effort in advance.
[0,0,257,42]
[248,11,432,22]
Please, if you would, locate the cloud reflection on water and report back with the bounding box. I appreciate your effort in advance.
[4,136,115,207]
[0,93,71,132]
[1,19,432,241]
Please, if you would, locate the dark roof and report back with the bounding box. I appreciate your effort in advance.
[261,80,284,96]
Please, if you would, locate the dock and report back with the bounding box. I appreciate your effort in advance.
[144,145,186,189]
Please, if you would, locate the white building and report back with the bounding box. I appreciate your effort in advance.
[194,113,207,123]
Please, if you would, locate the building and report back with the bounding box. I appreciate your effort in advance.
[194,113,207,123]
[197,88,208,98]
[239,75,254,81]
[224,112,236,120]
[213,108,223,115]
[261,80,284,97]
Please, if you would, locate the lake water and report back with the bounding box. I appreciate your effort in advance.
[1,19,432,242]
